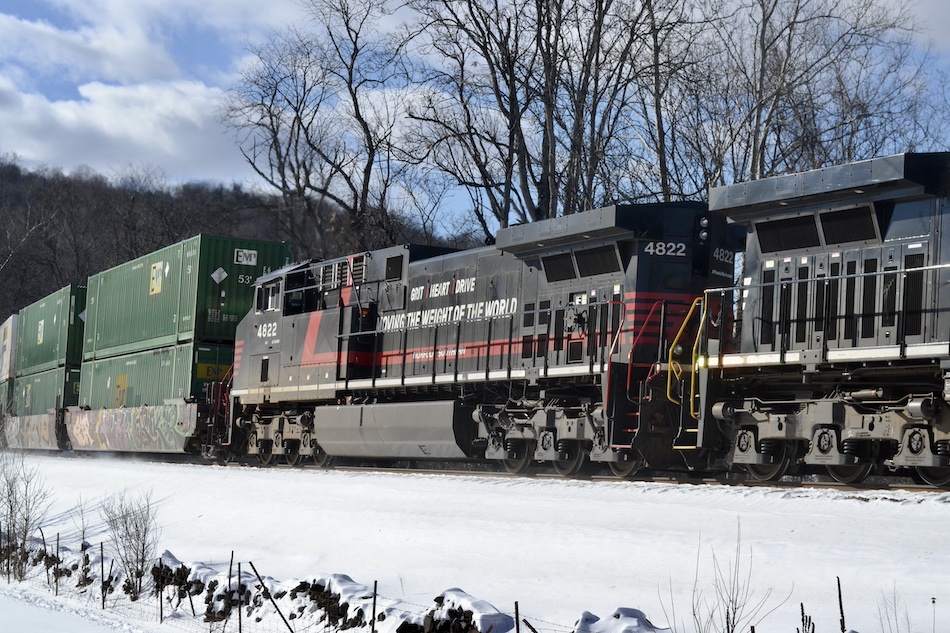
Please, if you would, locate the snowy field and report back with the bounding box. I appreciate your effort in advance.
[2,454,949,632]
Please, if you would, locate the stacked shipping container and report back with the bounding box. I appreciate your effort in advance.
[13,285,86,415]
[2,234,292,454]
[79,235,292,409]
[0,315,17,417]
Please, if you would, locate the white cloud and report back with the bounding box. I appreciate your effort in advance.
[913,0,950,54]
[0,13,178,86]
[1,0,946,187]
[0,77,252,183]
[0,0,313,183]
[44,0,304,43]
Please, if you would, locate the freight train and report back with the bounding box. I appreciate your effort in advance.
[4,153,950,487]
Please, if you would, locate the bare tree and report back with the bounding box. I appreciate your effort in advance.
[407,0,653,236]
[0,452,54,581]
[223,0,419,257]
[0,157,63,280]
[680,0,942,185]
[100,490,161,601]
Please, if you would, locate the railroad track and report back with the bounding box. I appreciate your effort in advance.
[69,450,940,494]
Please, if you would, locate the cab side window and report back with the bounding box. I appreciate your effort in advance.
[256,281,282,312]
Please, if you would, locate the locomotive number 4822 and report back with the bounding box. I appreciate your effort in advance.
[257,322,278,338]
[643,241,687,256]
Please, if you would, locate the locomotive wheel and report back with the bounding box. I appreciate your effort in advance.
[744,443,791,481]
[826,462,873,485]
[502,440,536,475]
[915,466,950,488]
[284,450,302,467]
[312,445,333,468]
[609,458,644,479]
[258,447,275,466]
[553,442,588,477]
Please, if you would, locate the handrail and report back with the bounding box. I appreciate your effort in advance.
[667,297,704,414]
[602,300,628,420]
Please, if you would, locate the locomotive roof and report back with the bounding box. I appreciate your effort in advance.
[709,152,950,222]
[254,244,459,285]
[495,202,706,256]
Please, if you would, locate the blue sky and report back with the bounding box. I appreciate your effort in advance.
[0,0,305,185]
[0,0,948,187]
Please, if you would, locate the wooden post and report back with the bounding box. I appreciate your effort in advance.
[228,551,234,624]
[238,562,242,633]
[248,561,294,633]
[158,557,163,623]
[55,533,60,596]
[371,580,377,633]
[837,576,846,633]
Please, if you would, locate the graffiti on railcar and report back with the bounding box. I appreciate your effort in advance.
[66,404,200,453]
[3,413,59,450]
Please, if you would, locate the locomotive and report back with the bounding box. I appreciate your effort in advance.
[694,153,950,486]
[4,152,950,487]
[229,202,741,476]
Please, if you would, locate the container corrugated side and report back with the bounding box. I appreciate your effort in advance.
[79,342,232,409]
[190,236,292,342]
[0,314,17,382]
[12,366,81,415]
[0,378,12,416]
[83,235,291,360]
[16,285,86,376]
[83,241,185,359]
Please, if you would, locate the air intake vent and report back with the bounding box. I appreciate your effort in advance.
[756,215,820,252]
[821,206,877,245]
[351,255,366,285]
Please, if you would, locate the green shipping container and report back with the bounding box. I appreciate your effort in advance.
[1,314,17,382]
[13,366,81,416]
[83,235,291,360]
[16,285,86,376]
[79,342,233,409]
[0,378,12,417]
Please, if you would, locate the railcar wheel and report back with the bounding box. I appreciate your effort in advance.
[915,466,950,488]
[744,443,791,481]
[553,442,588,477]
[284,450,302,467]
[502,440,536,475]
[826,462,873,485]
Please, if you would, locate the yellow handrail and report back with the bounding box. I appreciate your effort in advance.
[666,297,705,419]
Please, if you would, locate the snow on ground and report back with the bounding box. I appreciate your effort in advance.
[4,454,950,632]
[0,583,164,632]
